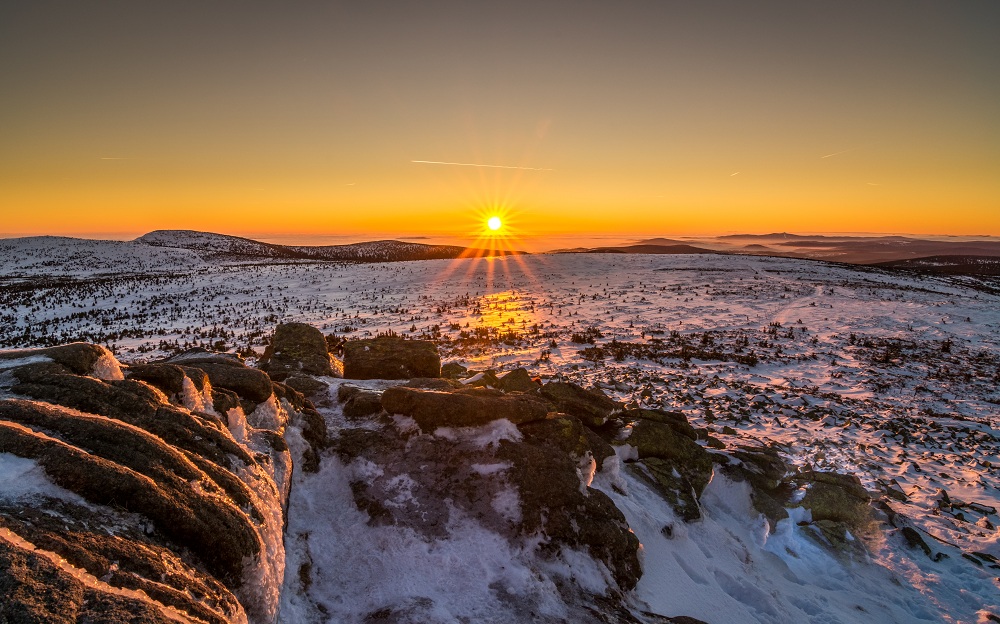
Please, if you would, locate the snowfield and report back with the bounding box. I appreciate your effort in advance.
[2,243,999,623]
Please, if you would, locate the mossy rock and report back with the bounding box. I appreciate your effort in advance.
[344,391,384,420]
[440,362,469,380]
[632,458,703,522]
[626,419,713,494]
[519,415,615,468]
[795,471,872,527]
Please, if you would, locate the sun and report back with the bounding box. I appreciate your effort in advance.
[487,216,502,231]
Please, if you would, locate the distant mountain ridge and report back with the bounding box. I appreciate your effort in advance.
[0,231,525,277]
[137,230,523,263]
[571,244,717,256]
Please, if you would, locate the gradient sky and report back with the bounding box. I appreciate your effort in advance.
[2,1,999,240]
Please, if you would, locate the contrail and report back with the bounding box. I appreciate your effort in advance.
[411,160,553,171]
[821,149,855,159]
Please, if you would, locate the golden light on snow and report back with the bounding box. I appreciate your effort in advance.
[487,216,502,232]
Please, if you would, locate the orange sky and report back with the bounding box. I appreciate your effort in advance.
[2,2,998,239]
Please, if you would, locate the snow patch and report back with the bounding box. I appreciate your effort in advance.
[0,453,89,506]
[433,418,523,448]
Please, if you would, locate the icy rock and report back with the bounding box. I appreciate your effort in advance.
[0,535,216,624]
[258,322,335,381]
[539,381,621,428]
[381,386,551,431]
[342,336,441,380]
[271,380,308,411]
[332,395,642,592]
[0,343,117,378]
[0,340,305,622]
[626,410,713,522]
[0,399,272,621]
[125,362,215,413]
[626,419,713,492]
[0,497,246,624]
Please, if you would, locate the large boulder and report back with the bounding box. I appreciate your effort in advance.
[258,322,335,381]
[539,381,620,428]
[0,343,121,379]
[496,368,538,393]
[184,361,274,403]
[381,386,550,431]
[342,336,440,380]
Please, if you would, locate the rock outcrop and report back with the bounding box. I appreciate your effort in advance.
[0,344,303,624]
[539,381,620,428]
[337,385,642,596]
[258,322,335,380]
[342,336,440,379]
[2,337,887,624]
[381,386,551,430]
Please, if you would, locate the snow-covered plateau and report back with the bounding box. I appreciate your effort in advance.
[2,240,999,623]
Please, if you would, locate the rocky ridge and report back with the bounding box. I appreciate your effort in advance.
[1,325,921,623]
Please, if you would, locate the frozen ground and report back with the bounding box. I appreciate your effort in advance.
[2,248,999,622]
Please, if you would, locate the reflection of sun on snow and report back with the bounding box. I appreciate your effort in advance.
[463,290,538,333]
